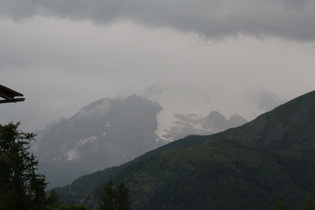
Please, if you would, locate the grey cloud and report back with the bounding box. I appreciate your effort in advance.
[1,0,315,41]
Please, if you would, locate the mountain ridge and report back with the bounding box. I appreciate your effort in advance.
[54,90,315,209]
[217,90,315,153]
[33,94,247,188]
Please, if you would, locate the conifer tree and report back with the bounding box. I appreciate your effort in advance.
[46,190,63,208]
[0,123,47,210]
[116,181,131,210]
[98,180,131,210]
[272,195,285,210]
[301,196,315,210]
[98,180,116,210]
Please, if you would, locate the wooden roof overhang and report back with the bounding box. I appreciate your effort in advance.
[0,84,25,104]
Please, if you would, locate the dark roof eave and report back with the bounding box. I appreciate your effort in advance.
[0,98,25,104]
[0,84,25,104]
[0,84,24,100]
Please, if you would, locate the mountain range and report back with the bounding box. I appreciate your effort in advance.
[53,90,315,209]
[32,94,248,188]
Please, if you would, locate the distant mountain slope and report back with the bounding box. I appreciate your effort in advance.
[218,90,315,153]
[54,90,315,210]
[34,94,247,188]
[33,95,165,187]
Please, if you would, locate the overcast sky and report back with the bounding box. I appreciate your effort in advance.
[1,0,315,132]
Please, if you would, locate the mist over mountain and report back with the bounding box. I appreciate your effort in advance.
[54,90,315,210]
[143,86,284,121]
[251,89,284,112]
[33,92,253,188]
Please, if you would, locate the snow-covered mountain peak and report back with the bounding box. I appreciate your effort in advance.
[155,109,247,142]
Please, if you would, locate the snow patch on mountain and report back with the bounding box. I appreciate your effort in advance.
[155,109,177,142]
[67,148,80,161]
[156,110,216,141]
[155,108,248,141]
[78,136,97,146]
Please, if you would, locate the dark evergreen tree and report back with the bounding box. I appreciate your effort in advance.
[272,195,285,210]
[52,204,89,210]
[0,122,47,210]
[116,182,131,210]
[46,190,63,209]
[300,196,315,210]
[98,180,131,210]
[98,180,116,210]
